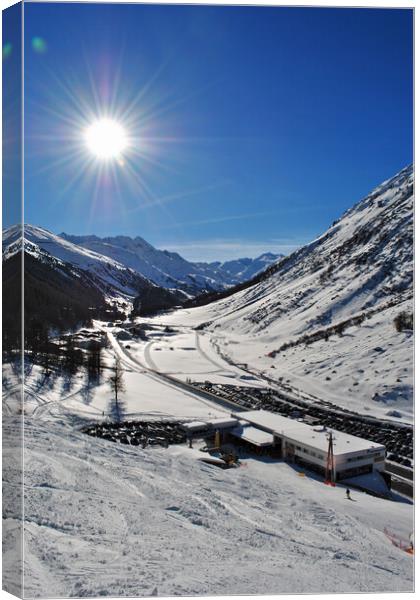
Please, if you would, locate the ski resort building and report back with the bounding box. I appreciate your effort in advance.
[181,417,239,437]
[230,410,386,481]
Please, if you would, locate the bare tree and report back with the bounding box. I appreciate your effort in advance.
[108,356,125,415]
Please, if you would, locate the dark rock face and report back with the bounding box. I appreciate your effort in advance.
[131,286,184,317]
[3,251,107,337]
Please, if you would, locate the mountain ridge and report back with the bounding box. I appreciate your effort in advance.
[59,231,282,294]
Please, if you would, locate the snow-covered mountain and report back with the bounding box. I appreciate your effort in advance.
[175,165,414,421]
[200,252,283,283]
[3,224,181,300]
[59,233,228,295]
[2,225,186,329]
[2,225,283,332]
[60,233,282,293]
[3,167,414,596]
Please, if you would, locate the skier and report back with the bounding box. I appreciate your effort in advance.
[346,488,351,500]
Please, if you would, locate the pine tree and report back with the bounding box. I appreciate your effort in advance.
[64,335,79,375]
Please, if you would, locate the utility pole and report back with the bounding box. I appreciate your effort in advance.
[325,431,336,486]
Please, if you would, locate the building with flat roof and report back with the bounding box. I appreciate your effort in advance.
[230,410,386,481]
[180,417,239,436]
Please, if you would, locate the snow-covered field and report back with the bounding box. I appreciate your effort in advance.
[136,303,413,424]
[138,328,264,388]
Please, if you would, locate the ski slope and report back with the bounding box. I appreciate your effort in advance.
[3,410,414,597]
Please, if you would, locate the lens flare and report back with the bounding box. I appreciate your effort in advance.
[32,36,47,54]
[2,42,12,60]
[85,118,128,159]
[25,47,199,227]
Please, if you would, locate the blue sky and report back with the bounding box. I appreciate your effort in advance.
[2,1,22,228]
[19,3,413,261]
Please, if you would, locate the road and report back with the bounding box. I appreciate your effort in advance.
[106,330,248,415]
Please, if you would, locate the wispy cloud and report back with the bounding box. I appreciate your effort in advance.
[159,237,309,262]
[125,180,232,214]
[159,210,279,229]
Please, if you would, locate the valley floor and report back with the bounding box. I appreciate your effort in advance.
[2,314,414,597]
[142,306,414,425]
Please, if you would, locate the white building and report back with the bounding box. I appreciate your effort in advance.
[231,410,386,481]
[181,417,239,436]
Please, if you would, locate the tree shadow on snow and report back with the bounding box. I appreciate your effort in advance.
[61,370,78,395]
[34,369,59,394]
[107,396,127,423]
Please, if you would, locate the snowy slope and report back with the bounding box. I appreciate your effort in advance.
[7,417,410,597]
[2,166,414,598]
[146,166,414,421]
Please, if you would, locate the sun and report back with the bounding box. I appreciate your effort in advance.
[85,118,128,159]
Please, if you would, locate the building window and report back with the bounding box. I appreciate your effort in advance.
[346,456,365,463]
